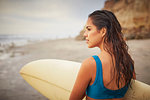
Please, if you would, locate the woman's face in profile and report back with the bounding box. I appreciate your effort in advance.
[84,18,104,48]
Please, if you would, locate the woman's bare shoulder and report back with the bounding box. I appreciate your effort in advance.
[81,56,96,70]
[79,57,96,78]
[82,56,95,65]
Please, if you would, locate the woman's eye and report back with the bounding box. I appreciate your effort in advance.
[87,28,91,31]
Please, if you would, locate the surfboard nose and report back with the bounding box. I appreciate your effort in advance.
[19,59,82,100]
[20,60,37,76]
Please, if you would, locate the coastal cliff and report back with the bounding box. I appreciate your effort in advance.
[76,0,150,40]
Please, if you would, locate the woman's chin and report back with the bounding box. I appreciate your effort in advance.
[87,42,95,48]
[88,45,94,48]
[88,44,98,48]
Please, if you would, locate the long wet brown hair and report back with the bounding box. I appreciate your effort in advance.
[89,10,134,88]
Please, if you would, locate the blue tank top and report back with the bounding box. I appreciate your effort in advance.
[86,55,129,99]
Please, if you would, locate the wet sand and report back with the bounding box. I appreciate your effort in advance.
[0,38,150,100]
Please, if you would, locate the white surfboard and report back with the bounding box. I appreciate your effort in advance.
[20,59,150,100]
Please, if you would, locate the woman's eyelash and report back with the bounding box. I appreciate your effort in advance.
[87,28,91,31]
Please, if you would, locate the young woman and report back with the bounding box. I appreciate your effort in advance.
[69,10,136,100]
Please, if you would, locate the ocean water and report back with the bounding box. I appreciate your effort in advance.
[0,34,70,46]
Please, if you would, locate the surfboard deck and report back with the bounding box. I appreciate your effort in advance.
[20,59,150,100]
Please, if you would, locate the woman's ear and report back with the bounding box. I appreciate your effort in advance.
[99,27,106,37]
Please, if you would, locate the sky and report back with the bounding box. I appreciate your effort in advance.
[0,0,106,38]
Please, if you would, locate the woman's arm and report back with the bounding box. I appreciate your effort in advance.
[69,57,94,100]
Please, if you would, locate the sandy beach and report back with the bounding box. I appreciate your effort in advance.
[0,38,150,100]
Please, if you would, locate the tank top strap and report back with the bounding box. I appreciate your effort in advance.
[92,55,103,86]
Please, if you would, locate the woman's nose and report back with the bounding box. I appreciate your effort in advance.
[83,31,88,37]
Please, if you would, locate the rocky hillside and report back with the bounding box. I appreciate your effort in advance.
[76,0,150,40]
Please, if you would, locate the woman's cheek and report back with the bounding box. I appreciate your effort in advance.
[88,31,94,38]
